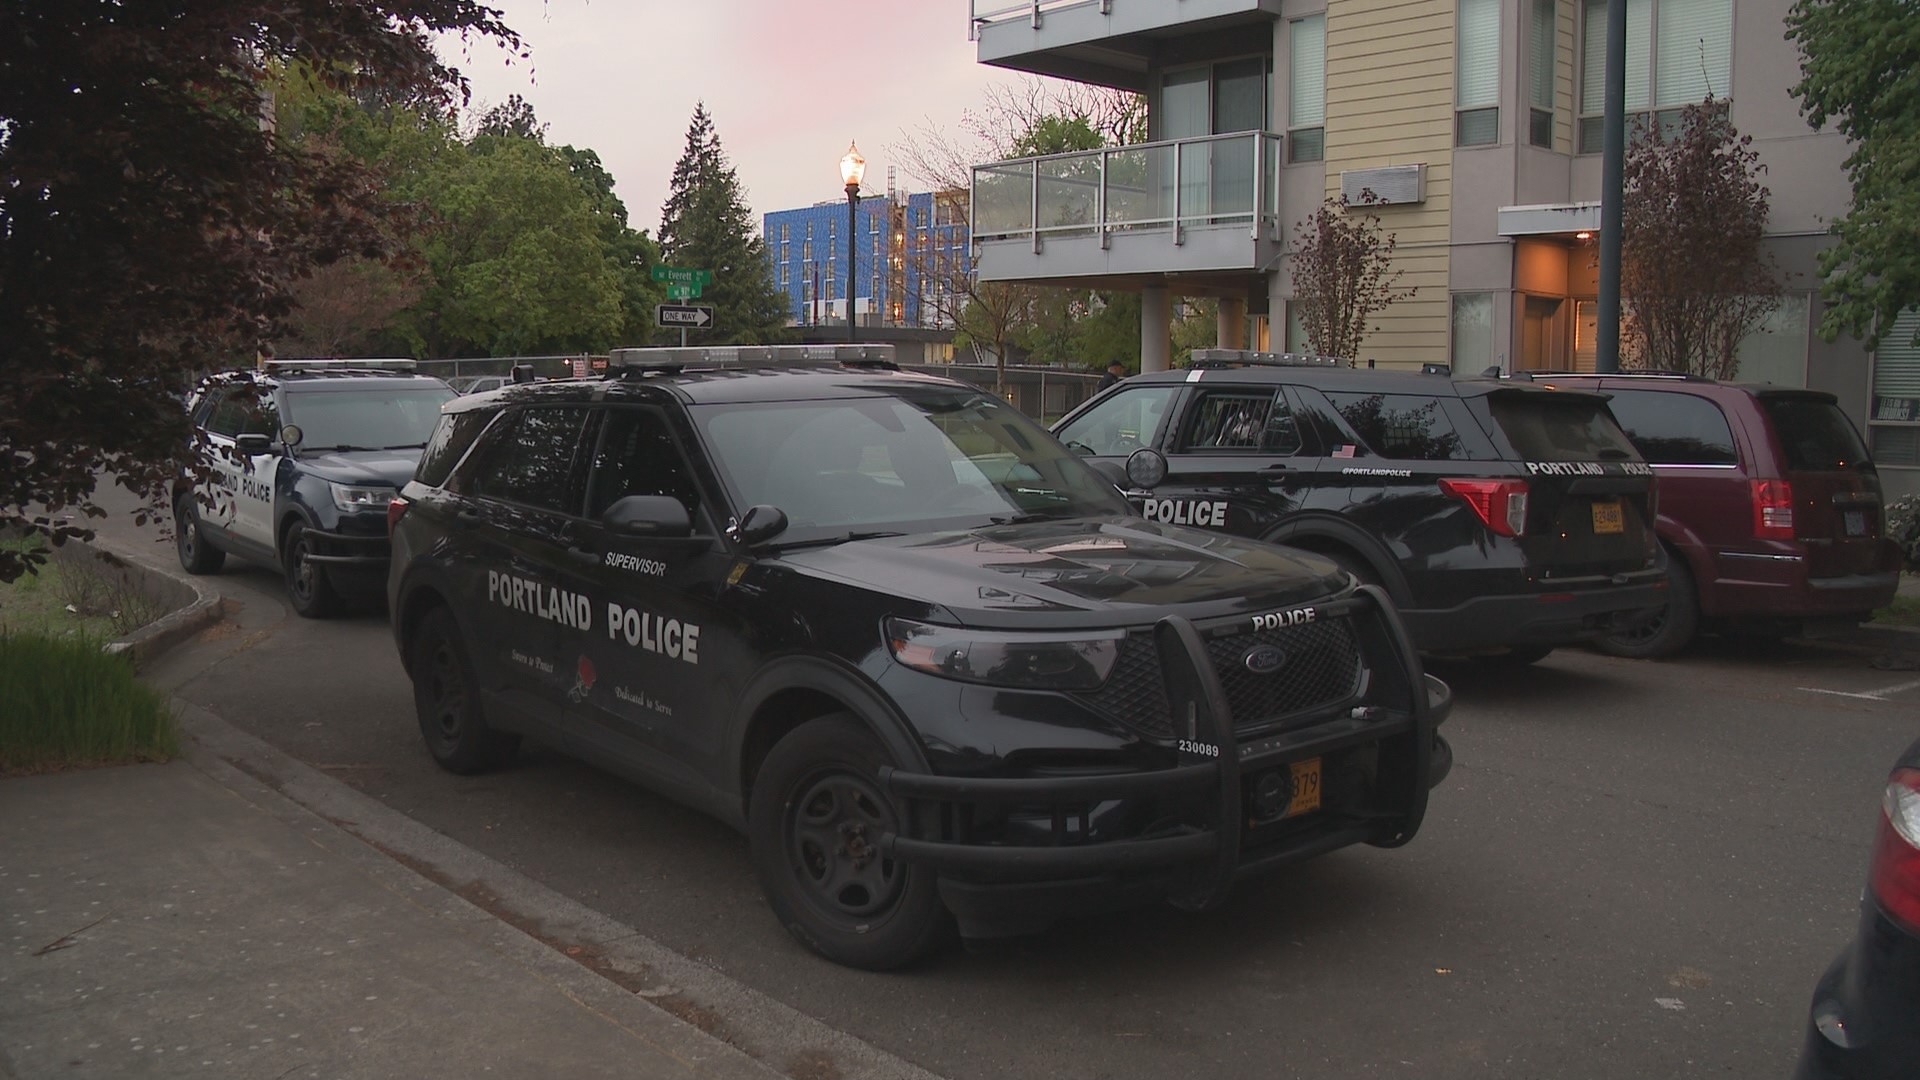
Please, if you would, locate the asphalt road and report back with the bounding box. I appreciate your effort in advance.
[86,489,1918,1080]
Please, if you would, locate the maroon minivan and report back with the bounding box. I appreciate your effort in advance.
[1534,374,1902,657]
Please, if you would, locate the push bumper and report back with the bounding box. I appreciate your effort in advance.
[300,525,392,567]
[1401,571,1669,652]
[876,588,1451,937]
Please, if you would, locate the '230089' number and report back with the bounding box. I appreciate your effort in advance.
[1178,739,1220,757]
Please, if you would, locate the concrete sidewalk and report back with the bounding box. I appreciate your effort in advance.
[0,754,788,1080]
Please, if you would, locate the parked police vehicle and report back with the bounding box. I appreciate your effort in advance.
[387,344,1454,969]
[178,359,455,616]
[1052,351,1666,664]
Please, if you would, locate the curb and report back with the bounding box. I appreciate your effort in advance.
[175,700,947,1080]
[66,537,227,670]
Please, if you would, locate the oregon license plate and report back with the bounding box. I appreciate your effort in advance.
[1591,500,1625,534]
[1288,758,1322,817]
[1844,510,1868,537]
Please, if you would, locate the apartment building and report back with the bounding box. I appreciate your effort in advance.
[763,186,971,331]
[966,0,1917,497]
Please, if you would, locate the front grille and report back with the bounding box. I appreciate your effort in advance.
[1079,617,1365,740]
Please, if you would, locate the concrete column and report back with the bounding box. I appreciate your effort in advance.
[1217,296,1248,350]
[1141,284,1172,373]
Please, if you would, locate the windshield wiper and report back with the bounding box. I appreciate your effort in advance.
[766,530,908,552]
[382,442,427,450]
[987,511,1068,525]
[306,444,379,452]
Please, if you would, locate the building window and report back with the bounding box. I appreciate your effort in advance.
[781,222,790,242]
[1871,310,1920,467]
[1734,293,1810,387]
[1530,0,1556,147]
[1288,15,1326,163]
[1457,0,1501,146]
[779,264,789,288]
[802,240,812,263]
[1451,293,1496,371]
[1578,0,1731,153]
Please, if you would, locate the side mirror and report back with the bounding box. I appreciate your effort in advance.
[234,433,273,456]
[730,504,789,547]
[1125,447,1168,490]
[280,424,304,448]
[601,495,692,539]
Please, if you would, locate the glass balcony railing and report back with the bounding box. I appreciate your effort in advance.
[971,132,1283,245]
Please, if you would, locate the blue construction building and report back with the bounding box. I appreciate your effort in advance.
[763,181,970,332]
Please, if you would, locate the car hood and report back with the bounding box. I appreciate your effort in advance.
[776,517,1347,629]
[294,449,422,488]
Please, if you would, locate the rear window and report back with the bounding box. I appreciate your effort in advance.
[1486,394,1640,461]
[1761,395,1872,472]
[1601,389,1738,466]
[1323,392,1464,461]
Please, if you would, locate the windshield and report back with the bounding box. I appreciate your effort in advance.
[283,386,455,451]
[694,385,1131,541]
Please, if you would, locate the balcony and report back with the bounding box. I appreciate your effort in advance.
[970,132,1283,286]
[970,0,1284,90]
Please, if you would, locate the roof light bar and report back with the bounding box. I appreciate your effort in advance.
[1188,349,1349,370]
[607,344,897,371]
[263,357,418,372]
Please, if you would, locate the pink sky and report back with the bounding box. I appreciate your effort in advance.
[437,0,1023,235]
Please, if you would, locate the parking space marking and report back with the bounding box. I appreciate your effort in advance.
[1798,676,1920,702]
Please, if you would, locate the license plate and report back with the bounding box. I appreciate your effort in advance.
[1591,500,1624,534]
[1844,510,1868,537]
[1287,758,1322,817]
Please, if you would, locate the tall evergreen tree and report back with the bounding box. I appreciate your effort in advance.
[657,104,788,344]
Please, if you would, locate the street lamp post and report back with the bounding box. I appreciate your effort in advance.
[839,141,865,344]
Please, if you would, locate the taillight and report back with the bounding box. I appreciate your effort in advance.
[386,497,409,537]
[1439,478,1529,538]
[1750,479,1794,540]
[1870,768,1920,933]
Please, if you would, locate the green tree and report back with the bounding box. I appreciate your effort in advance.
[657,104,788,345]
[1787,0,1920,349]
[0,1,519,582]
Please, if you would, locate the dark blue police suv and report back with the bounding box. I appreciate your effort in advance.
[387,345,1452,968]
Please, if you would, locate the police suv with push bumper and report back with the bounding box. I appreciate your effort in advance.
[386,344,1454,969]
[177,359,455,616]
[1053,351,1667,663]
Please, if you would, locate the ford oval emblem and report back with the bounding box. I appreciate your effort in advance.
[1243,645,1288,675]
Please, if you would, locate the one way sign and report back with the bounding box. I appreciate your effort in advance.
[657,304,714,328]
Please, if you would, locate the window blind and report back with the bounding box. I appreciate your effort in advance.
[1877,311,1920,399]
[1458,0,1501,108]
[1654,0,1732,106]
[1291,15,1326,128]
[1531,0,1556,109]
[1581,0,1651,113]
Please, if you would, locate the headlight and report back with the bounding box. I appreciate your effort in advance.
[331,483,396,512]
[885,617,1123,691]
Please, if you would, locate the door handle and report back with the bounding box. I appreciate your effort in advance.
[566,545,600,566]
[456,507,481,524]
[1261,463,1290,472]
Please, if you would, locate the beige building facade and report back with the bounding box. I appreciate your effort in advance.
[966,0,1918,498]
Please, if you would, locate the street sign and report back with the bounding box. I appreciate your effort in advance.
[666,283,700,300]
[656,304,714,329]
[651,266,713,287]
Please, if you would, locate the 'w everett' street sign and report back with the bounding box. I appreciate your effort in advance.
[651,266,713,289]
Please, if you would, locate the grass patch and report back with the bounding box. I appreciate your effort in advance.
[1872,590,1920,630]
[0,631,178,774]
[1,537,164,639]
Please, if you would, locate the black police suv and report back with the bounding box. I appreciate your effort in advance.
[387,344,1454,969]
[178,359,455,616]
[1795,736,1920,1080]
[1052,351,1667,664]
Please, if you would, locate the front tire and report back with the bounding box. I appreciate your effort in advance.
[748,715,950,970]
[282,522,341,618]
[174,494,225,574]
[408,607,519,774]
[1595,549,1699,659]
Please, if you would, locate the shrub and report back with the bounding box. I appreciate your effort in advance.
[1887,494,1920,570]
